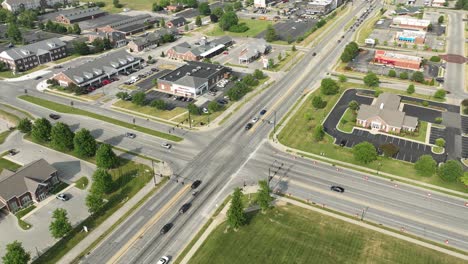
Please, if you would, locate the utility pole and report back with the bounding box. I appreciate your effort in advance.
[361,206,369,221]
[188,110,192,128]
[273,110,277,134]
[151,160,156,186]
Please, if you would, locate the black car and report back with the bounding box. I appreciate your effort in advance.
[179,203,191,214]
[160,223,173,234]
[49,113,61,120]
[330,186,345,193]
[191,180,202,189]
[34,76,42,80]
[312,52,316,56]
[245,123,253,130]
[260,109,267,115]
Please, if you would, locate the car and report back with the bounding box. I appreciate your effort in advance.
[49,113,61,120]
[330,186,345,193]
[252,117,259,123]
[202,108,209,114]
[8,149,18,156]
[151,68,158,72]
[191,180,202,189]
[337,39,341,43]
[157,256,170,264]
[187,98,194,102]
[125,132,136,139]
[312,52,316,56]
[162,143,172,149]
[245,123,253,130]
[138,74,145,78]
[260,109,267,115]
[223,51,229,55]
[101,79,111,85]
[34,76,42,80]
[179,203,191,214]
[160,223,173,234]
[53,65,62,69]
[56,193,70,201]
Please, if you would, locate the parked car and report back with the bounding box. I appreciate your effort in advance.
[202,108,209,114]
[157,256,170,264]
[49,113,61,120]
[151,68,158,72]
[191,180,202,189]
[161,143,172,149]
[101,79,111,85]
[53,65,62,69]
[260,109,267,115]
[252,117,259,123]
[8,149,18,156]
[56,193,70,201]
[179,203,191,214]
[125,132,136,139]
[245,123,253,130]
[160,223,173,234]
[34,76,42,80]
[330,186,345,193]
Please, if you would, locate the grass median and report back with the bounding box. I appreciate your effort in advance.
[19,95,183,142]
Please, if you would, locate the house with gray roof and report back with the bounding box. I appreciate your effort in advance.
[53,49,141,87]
[0,38,67,72]
[167,36,233,61]
[157,61,230,98]
[96,14,159,36]
[1,0,76,12]
[356,93,418,133]
[55,7,106,24]
[126,28,177,52]
[166,17,187,29]
[0,159,59,214]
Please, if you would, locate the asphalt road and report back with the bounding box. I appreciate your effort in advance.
[445,11,465,97]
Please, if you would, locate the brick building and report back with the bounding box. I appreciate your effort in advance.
[373,50,422,70]
[55,7,106,24]
[167,36,233,61]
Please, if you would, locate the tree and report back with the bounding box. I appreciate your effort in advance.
[253,69,265,79]
[151,99,167,110]
[363,72,379,87]
[17,118,32,133]
[92,168,113,194]
[256,180,273,211]
[320,78,339,95]
[353,141,377,164]
[429,56,441,62]
[49,208,72,239]
[73,41,90,55]
[312,96,326,109]
[427,23,433,31]
[72,23,81,34]
[160,18,166,28]
[434,89,446,99]
[461,172,468,186]
[7,22,22,43]
[96,144,118,169]
[74,128,97,158]
[265,25,277,42]
[132,91,146,106]
[414,155,436,176]
[210,14,218,22]
[379,143,399,157]
[313,124,324,142]
[435,138,445,147]
[51,122,75,151]
[227,187,246,229]
[292,45,297,51]
[399,72,409,80]
[388,69,396,77]
[407,84,415,94]
[86,190,104,214]
[198,2,211,15]
[113,0,122,8]
[411,71,425,83]
[277,53,282,61]
[268,58,274,69]
[338,74,347,83]
[438,160,463,182]
[2,241,30,264]
[212,7,224,18]
[152,3,163,11]
[188,103,201,115]
[340,41,359,62]
[116,91,129,100]
[348,100,359,111]
[208,101,222,112]
[195,16,202,27]
[31,118,52,142]
[233,1,243,10]
[219,11,238,31]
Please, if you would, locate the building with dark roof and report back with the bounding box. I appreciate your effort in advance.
[167,36,233,61]
[157,61,230,98]
[166,17,187,28]
[0,38,67,72]
[1,0,76,12]
[0,159,59,214]
[53,49,141,87]
[126,28,177,52]
[96,14,159,36]
[238,38,271,64]
[86,31,127,48]
[55,7,106,24]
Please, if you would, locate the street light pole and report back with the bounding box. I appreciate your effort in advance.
[188,110,192,129]
[361,206,369,221]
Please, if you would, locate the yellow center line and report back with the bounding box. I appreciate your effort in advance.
[107,184,191,264]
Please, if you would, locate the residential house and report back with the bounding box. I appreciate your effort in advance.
[0,38,67,72]
[166,4,183,12]
[1,0,76,12]
[127,28,177,52]
[0,159,59,214]
[356,93,418,133]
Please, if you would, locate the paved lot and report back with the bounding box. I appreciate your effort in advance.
[176,2,225,19]
[136,69,171,91]
[462,136,468,158]
[429,126,446,144]
[256,19,317,41]
[402,104,441,123]
[461,116,468,134]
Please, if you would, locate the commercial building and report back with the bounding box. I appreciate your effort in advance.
[0,159,59,214]
[431,0,446,6]
[0,38,67,72]
[238,38,271,64]
[167,36,233,61]
[357,93,418,133]
[96,14,159,36]
[55,7,106,24]
[86,31,127,48]
[373,50,422,70]
[127,28,177,52]
[395,30,426,44]
[157,61,230,98]
[393,6,423,16]
[1,0,76,12]
[392,16,431,31]
[254,0,267,7]
[53,49,141,87]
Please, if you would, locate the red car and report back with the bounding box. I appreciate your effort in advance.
[223,51,229,55]
[101,79,111,85]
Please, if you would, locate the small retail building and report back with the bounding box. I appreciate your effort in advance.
[373,50,422,70]
[167,36,233,61]
[392,16,431,31]
[395,30,426,45]
[238,38,271,64]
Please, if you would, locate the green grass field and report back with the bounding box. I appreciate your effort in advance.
[19,95,183,142]
[113,100,186,120]
[338,108,356,133]
[205,19,273,38]
[0,157,21,172]
[190,205,465,264]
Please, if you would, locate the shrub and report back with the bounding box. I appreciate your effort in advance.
[399,72,409,80]
[380,143,399,157]
[312,96,327,109]
[388,69,396,77]
[433,89,446,99]
[429,56,441,62]
[434,117,442,124]
[422,101,429,107]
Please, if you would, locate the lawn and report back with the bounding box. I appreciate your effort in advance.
[94,0,154,12]
[113,100,187,120]
[19,95,183,142]
[74,176,89,190]
[0,157,21,173]
[301,6,348,46]
[53,54,80,64]
[270,50,298,72]
[0,65,48,79]
[0,108,21,125]
[190,205,465,264]
[337,108,356,133]
[403,121,428,143]
[15,205,36,230]
[277,85,468,193]
[205,19,273,38]
[355,12,382,45]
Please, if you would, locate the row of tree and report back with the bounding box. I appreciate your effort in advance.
[226,70,266,101]
[40,20,81,35]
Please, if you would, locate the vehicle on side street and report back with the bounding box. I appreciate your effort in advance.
[49,113,61,120]
[330,186,345,193]
[8,149,18,156]
[56,193,70,201]
[35,76,42,80]
[162,143,172,149]
[179,203,191,214]
[260,109,267,115]
[160,223,173,234]
[191,180,202,189]
[202,108,209,114]
[125,132,136,139]
[157,256,170,264]
[245,123,253,130]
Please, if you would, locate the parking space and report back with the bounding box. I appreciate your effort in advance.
[461,116,468,134]
[144,90,195,109]
[429,126,446,144]
[402,104,441,123]
[462,136,468,158]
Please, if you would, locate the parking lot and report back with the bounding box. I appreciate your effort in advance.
[176,2,225,19]
[256,19,317,42]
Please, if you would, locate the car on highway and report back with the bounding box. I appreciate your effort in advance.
[245,123,253,130]
[49,113,61,120]
[179,203,191,214]
[191,180,202,189]
[160,223,173,234]
[260,109,267,115]
[157,256,170,264]
[312,52,316,56]
[161,143,172,149]
[125,132,136,139]
[330,186,345,193]
[252,117,259,123]
[56,193,70,201]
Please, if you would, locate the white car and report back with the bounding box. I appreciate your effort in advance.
[161,143,172,149]
[157,256,170,264]
[202,108,209,114]
[252,117,259,123]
